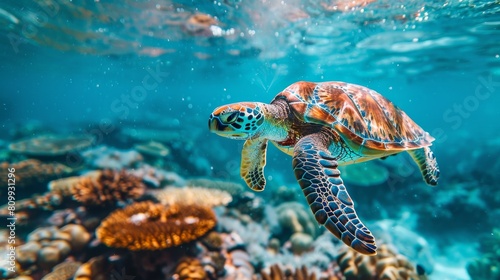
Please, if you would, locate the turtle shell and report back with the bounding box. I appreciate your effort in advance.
[272,81,434,151]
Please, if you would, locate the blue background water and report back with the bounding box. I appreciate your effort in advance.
[0,0,499,279]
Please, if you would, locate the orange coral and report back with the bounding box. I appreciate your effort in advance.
[337,244,423,280]
[173,257,207,280]
[72,170,145,207]
[96,201,216,250]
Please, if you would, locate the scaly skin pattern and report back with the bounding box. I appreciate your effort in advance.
[292,129,377,255]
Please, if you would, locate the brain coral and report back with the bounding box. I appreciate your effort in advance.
[152,186,232,208]
[72,169,145,207]
[337,244,423,280]
[96,201,216,250]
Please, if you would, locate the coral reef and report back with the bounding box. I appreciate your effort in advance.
[41,261,82,280]
[96,201,216,250]
[260,264,321,280]
[8,135,93,157]
[275,202,318,239]
[48,174,99,197]
[290,232,314,255]
[17,225,90,271]
[173,257,207,280]
[0,159,73,192]
[337,244,424,280]
[72,169,145,207]
[81,146,143,169]
[129,164,186,188]
[152,186,232,208]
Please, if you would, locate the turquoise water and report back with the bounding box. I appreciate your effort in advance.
[0,1,499,279]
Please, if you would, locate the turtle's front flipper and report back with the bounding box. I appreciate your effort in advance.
[292,131,377,255]
[408,146,440,186]
[241,138,268,191]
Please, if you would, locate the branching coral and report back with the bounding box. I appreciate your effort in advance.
[96,201,216,250]
[9,135,93,156]
[337,244,423,280]
[72,170,145,207]
[152,186,232,208]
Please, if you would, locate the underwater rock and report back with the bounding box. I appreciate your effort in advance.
[337,244,424,280]
[41,261,82,280]
[173,257,207,280]
[275,202,318,239]
[289,232,314,255]
[8,135,93,157]
[96,201,216,250]
[339,161,389,187]
[72,169,145,208]
[81,146,143,169]
[151,186,232,208]
[59,224,91,252]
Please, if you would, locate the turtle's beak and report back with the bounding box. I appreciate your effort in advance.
[208,113,249,139]
[208,113,225,132]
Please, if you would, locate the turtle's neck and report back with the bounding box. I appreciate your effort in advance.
[258,99,290,141]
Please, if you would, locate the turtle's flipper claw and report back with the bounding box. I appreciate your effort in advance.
[241,138,268,191]
[292,133,377,255]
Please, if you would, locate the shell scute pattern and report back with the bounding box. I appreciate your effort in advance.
[276,81,433,151]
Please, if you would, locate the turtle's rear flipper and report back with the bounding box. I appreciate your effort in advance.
[408,146,440,186]
[292,131,377,255]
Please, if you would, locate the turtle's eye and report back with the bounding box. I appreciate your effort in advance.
[220,111,239,124]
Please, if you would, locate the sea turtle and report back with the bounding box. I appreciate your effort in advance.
[208,81,439,255]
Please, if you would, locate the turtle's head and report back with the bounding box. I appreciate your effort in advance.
[209,102,266,139]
